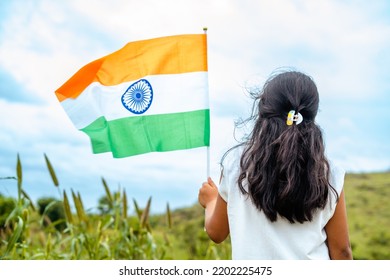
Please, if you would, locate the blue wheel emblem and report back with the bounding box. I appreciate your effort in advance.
[121,79,153,114]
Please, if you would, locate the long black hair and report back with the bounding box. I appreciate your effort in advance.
[225,70,338,223]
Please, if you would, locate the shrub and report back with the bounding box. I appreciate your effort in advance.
[0,194,15,228]
[37,197,66,231]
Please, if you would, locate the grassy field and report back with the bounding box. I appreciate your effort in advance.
[343,172,390,259]
[0,154,389,259]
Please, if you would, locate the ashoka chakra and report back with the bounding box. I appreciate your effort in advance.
[121,79,153,114]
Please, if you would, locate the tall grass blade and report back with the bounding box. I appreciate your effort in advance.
[133,199,142,219]
[16,153,22,202]
[45,233,52,259]
[123,189,128,219]
[5,207,19,227]
[71,190,80,221]
[77,192,85,210]
[166,203,172,229]
[0,176,17,180]
[140,197,152,229]
[77,192,86,222]
[71,189,86,222]
[39,200,59,226]
[77,192,87,220]
[21,189,36,212]
[3,216,23,257]
[101,177,113,208]
[44,153,59,187]
[63,190,73,224]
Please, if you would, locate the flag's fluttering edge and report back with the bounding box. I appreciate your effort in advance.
[55,34,210,158]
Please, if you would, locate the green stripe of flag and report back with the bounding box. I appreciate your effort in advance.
[81,109,210,158]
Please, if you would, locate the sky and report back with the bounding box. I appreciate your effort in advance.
[0,0,389,214]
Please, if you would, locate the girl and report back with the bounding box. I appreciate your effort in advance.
[198,70,353,260]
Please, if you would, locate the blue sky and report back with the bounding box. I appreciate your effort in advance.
[0,0,389,214]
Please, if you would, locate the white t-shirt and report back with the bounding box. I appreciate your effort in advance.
[219,147,345,260]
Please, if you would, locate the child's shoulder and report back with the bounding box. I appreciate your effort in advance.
[222,144,245,168]
[328,160,346,194]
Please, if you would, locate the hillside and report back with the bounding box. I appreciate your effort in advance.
[343,172,390,259]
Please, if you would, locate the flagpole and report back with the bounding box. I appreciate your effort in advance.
[203,27,210,233]
[203,27,210,179]
[207,147,210,179]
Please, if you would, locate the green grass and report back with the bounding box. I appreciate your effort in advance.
[150,204,231,260]
[0,154,389,260]
[0,154,230,260]
[344,172,390,259]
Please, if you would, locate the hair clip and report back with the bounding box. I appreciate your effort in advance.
[286,110,303,126]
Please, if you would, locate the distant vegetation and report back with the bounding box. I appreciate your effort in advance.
[0,154,388,259]
[344,172,390,259]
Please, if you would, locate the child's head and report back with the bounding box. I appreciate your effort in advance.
[235,69,337,223]
[259,71,319,124]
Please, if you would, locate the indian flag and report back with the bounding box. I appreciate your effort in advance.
[55,34,210,158]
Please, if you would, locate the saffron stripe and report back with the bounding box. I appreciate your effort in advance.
[55,34,207,102]
[81,109,210,158]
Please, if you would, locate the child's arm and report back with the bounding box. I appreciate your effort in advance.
[325,190,353,260]
[198,177,229,243]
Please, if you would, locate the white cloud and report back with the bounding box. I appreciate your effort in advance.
[2,0,389,104]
